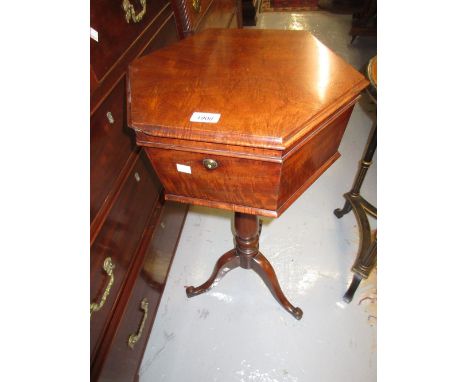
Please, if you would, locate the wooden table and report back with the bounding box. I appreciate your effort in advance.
[127,29,368,319]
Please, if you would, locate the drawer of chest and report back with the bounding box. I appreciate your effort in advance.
[91,78,136,223]
[91,0,171,80]
[145,147,281,211]
[90,151,162,359]
[96,273,152,382]
[96,200,187,382]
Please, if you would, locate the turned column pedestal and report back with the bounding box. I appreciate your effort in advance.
[186,212,303,320]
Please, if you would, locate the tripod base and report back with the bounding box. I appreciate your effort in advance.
[186,212,303,320]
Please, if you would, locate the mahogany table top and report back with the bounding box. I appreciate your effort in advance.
[127,28,368,151]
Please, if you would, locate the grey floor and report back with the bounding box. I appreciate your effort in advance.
[140,11,377,382]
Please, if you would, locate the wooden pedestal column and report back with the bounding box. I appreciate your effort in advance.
[186,212,303,320]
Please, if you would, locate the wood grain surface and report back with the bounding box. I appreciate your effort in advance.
[128,28,368,150]
[127,28,368,216]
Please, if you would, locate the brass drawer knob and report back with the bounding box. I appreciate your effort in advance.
[90,257,115,318]
[106,111,114,124]
[203,158,218,170]
[128,298,149,349]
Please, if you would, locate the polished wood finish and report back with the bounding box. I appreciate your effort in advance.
[128,29,368,217]
[186,212,303,319]
[96,199,188,382]
[91,3,178,113]
[91,152,161,360]
[91,0,170,80]
[91,78,138,225]
[128,29,367,150]
[91,12,180,245]
[145,146,281,211]
[90,1,190,381]
[127,29,368,318]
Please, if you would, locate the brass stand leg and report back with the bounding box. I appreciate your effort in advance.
[350,124,377,198]
[344,237,376,302]
[185,212,302,320]
[186,249,240,297]
[335,124,377,302]
[343,274,362,303]
[334,200,352,218]
[334,124,376,218]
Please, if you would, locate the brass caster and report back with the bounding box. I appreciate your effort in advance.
[292,307,303,320]
[185,286,196,298]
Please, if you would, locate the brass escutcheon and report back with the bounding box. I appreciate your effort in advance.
[106,111,114,124]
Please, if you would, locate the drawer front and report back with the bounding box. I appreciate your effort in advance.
[145,148,281,210]
[97,277,152,382]
[97,275,153,382]
[91,0,171,80]
[97,201,187,382]
[90,152,162,358]
[91,78,136,224]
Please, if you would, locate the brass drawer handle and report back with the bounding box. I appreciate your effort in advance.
[128,298,149,349]
[122,0,147,24]
[203,158,218,170]
[192,0,201,13]
[90,257,115,318]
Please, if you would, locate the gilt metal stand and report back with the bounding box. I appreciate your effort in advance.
[334,55,377,303]
[334,123,377,302]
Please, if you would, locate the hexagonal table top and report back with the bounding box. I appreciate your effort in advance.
[128,28,367,150]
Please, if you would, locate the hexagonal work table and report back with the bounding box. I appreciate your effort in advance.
[127,29,368,319]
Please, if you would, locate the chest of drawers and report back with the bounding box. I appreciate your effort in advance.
[90,1,188,381]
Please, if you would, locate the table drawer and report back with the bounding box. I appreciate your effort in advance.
[145,147,281,210]
[90,151,162,358]
[91,0,170,80]
[91,78,136,223]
